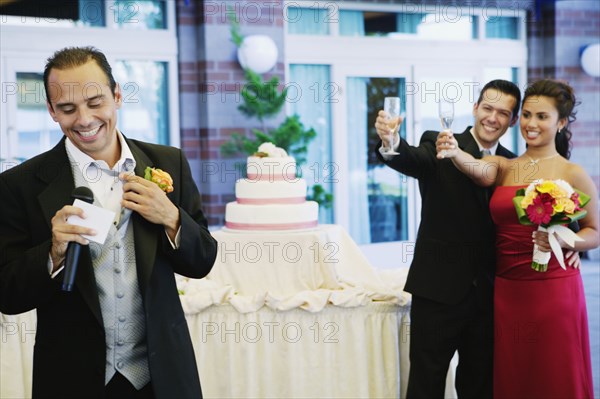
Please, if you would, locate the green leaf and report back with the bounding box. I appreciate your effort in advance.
[577,190,591,208]
[308,184,333,208]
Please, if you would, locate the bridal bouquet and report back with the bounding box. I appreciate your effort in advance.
[513,179,589,271]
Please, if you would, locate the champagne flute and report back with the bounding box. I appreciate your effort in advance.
[438,98,454,157]
[383,97,400,155]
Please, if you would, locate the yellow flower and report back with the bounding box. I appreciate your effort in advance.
[549,185,568,200]
[145,167,174,193]
[536,180,557,194]
[553,198,576,214]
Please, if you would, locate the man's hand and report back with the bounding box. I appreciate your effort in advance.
[120,173,180,240]
[374,110,402,149]
[50,206,96,272]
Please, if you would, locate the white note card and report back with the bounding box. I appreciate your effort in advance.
[67,199,115,245]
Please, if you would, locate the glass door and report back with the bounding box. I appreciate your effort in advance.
[332,64,414,245]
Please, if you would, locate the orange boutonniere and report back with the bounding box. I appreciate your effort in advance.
[144,167,174,193]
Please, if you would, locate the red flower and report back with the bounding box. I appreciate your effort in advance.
[526,195,554,225]
[571,192,582,211]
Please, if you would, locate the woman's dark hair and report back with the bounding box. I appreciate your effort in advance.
[523,79,578,159]
[43,46,117,107]
[476,79,522,118]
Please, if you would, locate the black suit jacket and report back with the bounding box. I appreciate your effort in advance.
[375,127,515,306]
[0,137,218,399]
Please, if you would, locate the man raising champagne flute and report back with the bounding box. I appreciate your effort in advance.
[374,80,520,398]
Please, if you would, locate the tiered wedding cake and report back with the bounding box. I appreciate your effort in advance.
[225,143,318,231]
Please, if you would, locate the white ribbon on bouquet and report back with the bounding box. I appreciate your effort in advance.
[533,225,584,270]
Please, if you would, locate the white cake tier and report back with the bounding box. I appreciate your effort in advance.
[235,179,307,204]
[225,201,318,231]
[246,156,297,181]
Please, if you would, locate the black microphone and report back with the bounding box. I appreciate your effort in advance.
[62,186,94,292]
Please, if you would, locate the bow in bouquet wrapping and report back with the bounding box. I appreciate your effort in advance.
[513,179,589,272]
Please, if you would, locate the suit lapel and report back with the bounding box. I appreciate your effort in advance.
[457,129,481,159]
[127,139,157,297]
[36,139,103,326]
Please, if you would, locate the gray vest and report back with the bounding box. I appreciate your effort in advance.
[71,161,151,389]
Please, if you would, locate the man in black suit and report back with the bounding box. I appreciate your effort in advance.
[374,80,521,398]
[0,47,217,398]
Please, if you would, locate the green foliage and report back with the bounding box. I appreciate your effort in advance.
[309,184,333,209]
[220,115,316,166]
[218,68,315,163]
[239,69,287,122]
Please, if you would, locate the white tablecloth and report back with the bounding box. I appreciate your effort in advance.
[178,225,410,314]
[1,225,457,398]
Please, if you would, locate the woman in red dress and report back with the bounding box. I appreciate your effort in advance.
[437,79,598,398]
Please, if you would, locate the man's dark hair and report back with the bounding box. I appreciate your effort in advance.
[476,79,522,118]
[43,46,117,106]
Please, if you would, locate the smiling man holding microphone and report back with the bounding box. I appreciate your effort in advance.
[0,46,217,399]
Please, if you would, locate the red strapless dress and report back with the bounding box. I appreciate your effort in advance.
[490,186,594,399]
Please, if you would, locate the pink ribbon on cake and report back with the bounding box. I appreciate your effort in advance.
[246,172,297,181]
[246,160,297,182]
[236,197,305,205]
[225,220,318,231]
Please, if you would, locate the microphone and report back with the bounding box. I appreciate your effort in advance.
[62,186,94,292]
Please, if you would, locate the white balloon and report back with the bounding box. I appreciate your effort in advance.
[237,35,278,74]
[580,43,600,77]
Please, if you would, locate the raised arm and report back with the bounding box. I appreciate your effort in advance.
[435,131,500,187]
